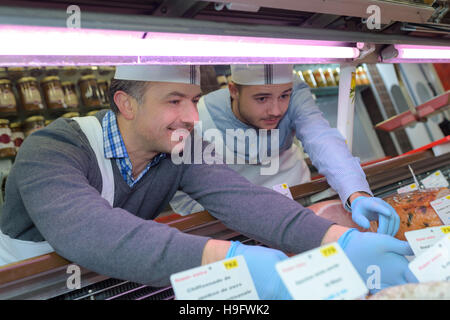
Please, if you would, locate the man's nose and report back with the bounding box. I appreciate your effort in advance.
[180,102,199,127]
[267,100,282,117]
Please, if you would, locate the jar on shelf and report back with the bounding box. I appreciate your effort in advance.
[295,70,305,82]
[10,122,24,153]
[357,66,370,85]
[324,68,337,87]
[333,67,340,85]
[0,68,7,78]
[97,80,110,106]
[0,79,18,114]
[7,67,25,80]
[29,67,43,78]
[78,75,101,108]
[41,76,66,110]
[44,67,59,76]
[62,67,77,77]
[0,119,16,158]
[312,68,327,87]
[61,81,79,109]
[17,77,45,111]
[98,66,115,76]
[302,70,317,88]
[24,115,45,137]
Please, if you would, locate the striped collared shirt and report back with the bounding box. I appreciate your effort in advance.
[102,110,166,187]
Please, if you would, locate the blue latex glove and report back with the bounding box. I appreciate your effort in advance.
[338,229,418,294]
[351,196,400,236]
[226,241,292,300]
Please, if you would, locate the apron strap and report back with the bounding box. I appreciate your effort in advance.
[72,116,115,207]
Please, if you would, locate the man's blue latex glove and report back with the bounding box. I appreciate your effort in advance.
[351,196,400,236]
[226,241,292,300]
[338,229,418,294]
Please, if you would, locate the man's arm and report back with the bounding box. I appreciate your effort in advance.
[179,155,336,254]
[289,81,373,205]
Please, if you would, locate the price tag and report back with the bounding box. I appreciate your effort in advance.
[405,226,450,256]
[170,255,259,300]
[275,242,368,300]
[430,196,450,225]
[272,183,294,200]
[421,170,449,189]
[408,235,450,283]
[397,183,418,194]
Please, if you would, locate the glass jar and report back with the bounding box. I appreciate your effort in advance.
[44,67,59,76]
[324,68,337,87]
[302,70,317,88]
[0,119,16,158]
[312,68,327,87]
[97,80,110,106]
[41,76,66,110]
[17,77,44,111]
[61,81,79,109]
[333,67,340,85]
[24,115,45,137]
[10,122,24,153]
[0,79,18,114]
[7,67,25,80]
[78,75,101,108]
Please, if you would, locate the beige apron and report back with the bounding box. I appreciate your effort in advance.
[0,116,114,267]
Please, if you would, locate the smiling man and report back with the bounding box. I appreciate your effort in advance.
[170,64,401,238]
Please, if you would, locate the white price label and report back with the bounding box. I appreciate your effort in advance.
[170,255,259,300]
[272,183,294,200]
[275,243,368,300]
[430,195,450,225]
[397,183,419,194]
[408,235,450,283]
[421,170,449,189]
[405,226,450,256]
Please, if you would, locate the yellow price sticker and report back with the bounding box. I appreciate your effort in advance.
[320,245,337,258]
[282,184,288,189]
[446,195,450,200]
[441,226,450,234]
[410,184,416,189]
[435,171,440,176]
[223,259,239,270]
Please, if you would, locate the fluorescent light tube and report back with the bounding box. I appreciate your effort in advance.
[0,25,360,65]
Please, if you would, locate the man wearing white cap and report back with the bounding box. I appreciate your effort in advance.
[170,64,401,238]
[0,65,415,299]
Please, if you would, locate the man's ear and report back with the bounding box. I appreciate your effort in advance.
[114,91,135,120]
[228,82,239,100]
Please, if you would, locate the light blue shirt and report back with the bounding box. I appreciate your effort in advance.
[199,79,372,205]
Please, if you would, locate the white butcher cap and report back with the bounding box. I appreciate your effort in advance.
[114,65,201,85]
[230,64,293,85]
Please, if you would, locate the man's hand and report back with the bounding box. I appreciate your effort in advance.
[338,229,417,294]
[226,241,292,300]
[348,192,400,236]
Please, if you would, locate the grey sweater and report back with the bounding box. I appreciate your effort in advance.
[1,110,334,286]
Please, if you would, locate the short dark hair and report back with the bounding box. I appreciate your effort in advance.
[109,79,150,114]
